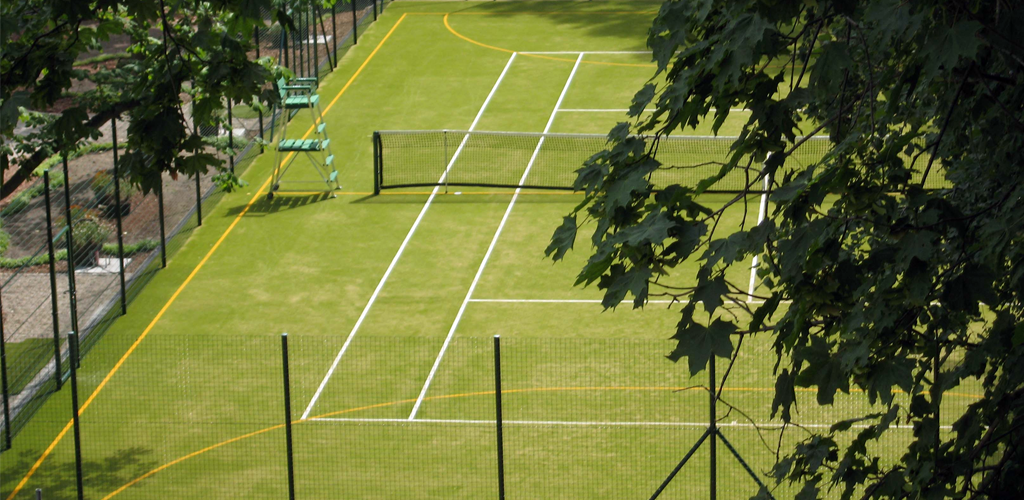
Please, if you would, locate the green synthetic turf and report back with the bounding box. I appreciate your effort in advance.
[0,3,978,499]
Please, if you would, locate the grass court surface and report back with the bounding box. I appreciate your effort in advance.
[1,2,979,499]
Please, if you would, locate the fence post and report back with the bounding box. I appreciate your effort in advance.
[1,286,11,450]
[68,332,84,500]
[351,0,358,45]
[112,117,127,314]
[256,27,265,153]
[373,0,378,20]
[331,3,338,67]
[43,171,62,389]
[195,174,203,227]
[228,100,235,174]
[60,157,80,365]
[318,6,334,71]
[312,8,320,81]
[158,179,167,268]
[493,335,506,500]
[281,333,296,500]
[709,356,717,500]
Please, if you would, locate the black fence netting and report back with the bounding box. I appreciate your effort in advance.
[0,333,984,499]
[1,0,394,448]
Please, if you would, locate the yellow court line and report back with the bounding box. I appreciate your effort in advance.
[442,13,656,68]
[100,384,984,498]
[5,14,409,500]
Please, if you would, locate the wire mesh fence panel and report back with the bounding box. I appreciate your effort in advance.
[74,334,286,499]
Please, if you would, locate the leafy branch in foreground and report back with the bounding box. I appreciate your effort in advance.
[549,0,1024,498]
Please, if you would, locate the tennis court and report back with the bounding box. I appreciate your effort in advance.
[0,3,976,499]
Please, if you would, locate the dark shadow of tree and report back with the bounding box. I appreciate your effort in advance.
[2,447,158,499]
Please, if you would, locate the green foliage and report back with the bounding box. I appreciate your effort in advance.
[0,249,67,269]
[101,238,159,256]
[90,169,138,202]
[56,206,113,248]
[1,0,288,195]
[0,223,9,256]
[0,170,66,216]
[550,0,1024,497]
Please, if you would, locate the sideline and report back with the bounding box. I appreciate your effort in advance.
[4,13,410,500]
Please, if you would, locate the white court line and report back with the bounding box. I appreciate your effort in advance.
[747,157,772,302]
[408,53,587,420]
[300,52,520,419]
[557,108,749,113]
[308,417,948,431]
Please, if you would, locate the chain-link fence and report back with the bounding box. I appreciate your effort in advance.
[1,0,394,450]
[7,334,983,499]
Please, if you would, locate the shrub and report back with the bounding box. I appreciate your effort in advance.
[90,170,138,203]
[56,206,113,266]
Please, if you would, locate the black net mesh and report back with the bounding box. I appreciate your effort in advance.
[376,131,951,193]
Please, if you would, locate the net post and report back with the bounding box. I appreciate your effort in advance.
[443,130,449,194]
[158,179,167,268]
[43,170,62,389]
[112,117,127,314]
[1,285,11,450]
[35,489,41,500]
[281,333,296,500]
[68,332,84,500]
[373,131,381,195]
[493,335,506,500]
[709,356,717,500]
[61,156,80,353]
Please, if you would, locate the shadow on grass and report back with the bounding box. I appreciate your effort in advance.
[223,192,334,217]
[351,191,584,205]
[444,1,659,52]
[2,447,158,500]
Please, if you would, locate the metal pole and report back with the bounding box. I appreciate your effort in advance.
[331,3,338,67]
[256,27,265,153]
[281,333,296,500]
[68,332,84,500]
[158,179,167,268]
[493,335,506,500]
[0,286,11,450]
[227,100,235,174]
[61,156,79,352]
[709,356,717,500]
[43,171,62,389]
[373,0,377,20]
[312,8,320,81]
[648,428,712,500]
[298,11,306,79]
[112,118,127,314]
[318,6,334,71]
[372,132,380,195]
[351,0,358,45]
[195,174,203,226]
[35,489,41,500]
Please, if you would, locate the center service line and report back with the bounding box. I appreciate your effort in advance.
[408,52,587,420]
[301,52,520,419]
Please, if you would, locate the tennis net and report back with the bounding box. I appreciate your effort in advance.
[371,130,945,194]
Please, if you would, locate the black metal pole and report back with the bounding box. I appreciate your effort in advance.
[158,179,167,268]
[227,100,235,174]
[281,333,296,500]
[351,0,358,45]
[709,356,717,500]
[373,0,377,20]
[61,156,80,353]
[0,286,11,450]
[493,335,506,500]
[318,6,334,71]
[372,132,380,195]
[112,118,127,315]
[195,174,203,226]
[43,171,62,389]
[298,12,305,79]
[331,3,338,67]
[68,332,84,500]
[312,8,320,81]
[256,27,265,153]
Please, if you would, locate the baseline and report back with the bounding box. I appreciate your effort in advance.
[300,52,521,419]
